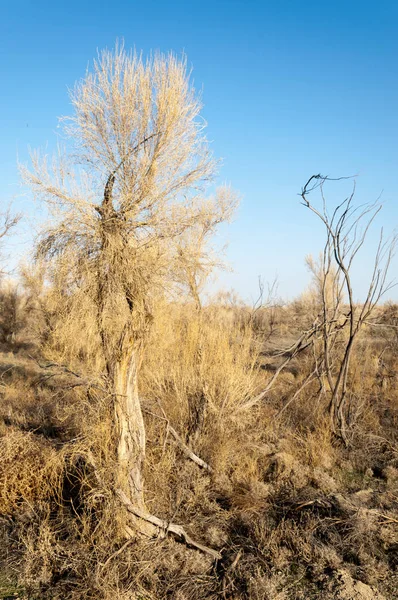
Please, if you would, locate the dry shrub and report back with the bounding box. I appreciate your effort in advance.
[26,271,105,373]
[0,430,63,515]
[0,282,27,346]
[141,301,260,419]
[141,301,262,468]
[0,397,133,599]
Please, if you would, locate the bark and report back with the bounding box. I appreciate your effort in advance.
[113,343,146,511]
[111,339,159,538]
[328,335,355,444]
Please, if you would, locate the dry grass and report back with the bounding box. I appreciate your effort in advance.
[0,292,397,599]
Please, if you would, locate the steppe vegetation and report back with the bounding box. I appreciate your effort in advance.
[0,46,397,599]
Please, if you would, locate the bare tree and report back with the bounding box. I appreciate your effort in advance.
[0,207,20,238]
[0,205,21,276]
[301,174,397,443]
[0,206,23,344]
[0,282,27,344]
[21,45,236,543]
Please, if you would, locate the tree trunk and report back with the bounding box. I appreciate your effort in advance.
[113,345,146,512]
[328,336,355,444]
[96,175,154,533]
[110,337,157,537]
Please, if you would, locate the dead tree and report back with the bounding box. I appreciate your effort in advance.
[301,174,396,442]
[0,207,23,342]
[0,205,21,276]
[22,45,237,547]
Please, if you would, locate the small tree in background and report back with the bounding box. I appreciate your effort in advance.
[301,175,397,443]
[22,45,237,539]
[0,206,23,344]
[0,205,21,276]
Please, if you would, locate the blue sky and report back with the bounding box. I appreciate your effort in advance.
[1,0,398,301]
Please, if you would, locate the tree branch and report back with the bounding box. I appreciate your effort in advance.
[116,488,221,560]
[145,399,213,472]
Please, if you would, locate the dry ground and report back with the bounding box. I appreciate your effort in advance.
[0,299,397,599]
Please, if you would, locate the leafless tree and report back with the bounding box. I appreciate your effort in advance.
[0,205,21,276]
[21,44,236,546]
[0,206,23,344]
[301,174,397,443]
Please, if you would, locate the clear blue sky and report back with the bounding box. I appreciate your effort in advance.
[1,0,398,301]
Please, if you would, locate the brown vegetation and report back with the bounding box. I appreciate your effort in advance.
[1,283,398,599]
[0,45,397,599]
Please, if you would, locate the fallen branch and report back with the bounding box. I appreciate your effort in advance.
[28,354,104,392]
[29,355,81,377]
[145,399,213,472]
[116,488,221,560]
[167,424,212,472]
[84,453,219,558]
